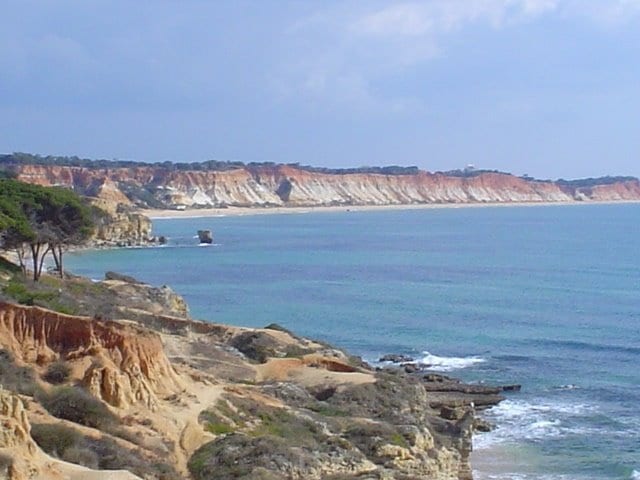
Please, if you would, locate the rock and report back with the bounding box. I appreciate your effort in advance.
[473,417,494,432]
[501,384,522,392]
[440,405,469,420]
[0,390,36,455]
[423,373,457,383]
[105,271,143,284]
[89,198,154,247]
[197,230,213,244]
[403,363,419,374]
[379,354,414,363]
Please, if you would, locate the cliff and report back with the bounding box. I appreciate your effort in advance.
[3,160,639,209]
[0,263,507,479]
[0,302,183,409]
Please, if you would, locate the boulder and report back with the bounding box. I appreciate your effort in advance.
[197,230,213,244]
[379,354,414,363]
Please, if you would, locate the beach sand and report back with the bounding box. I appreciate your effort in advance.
[142,200,640,219]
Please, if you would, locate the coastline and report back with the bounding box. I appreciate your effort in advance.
[142,199,640,219]
[62,202,638,479]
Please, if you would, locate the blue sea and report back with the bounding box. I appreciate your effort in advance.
[66,204,640,480]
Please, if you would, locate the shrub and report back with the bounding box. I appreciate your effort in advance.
[31,423,81,457]
[0,452,12,471]
[31,423,178,478]
[88,437,178,479]
[43,361,71,384]
[61,446,99,469]
[38,386,118,429]
[0,349,39,396]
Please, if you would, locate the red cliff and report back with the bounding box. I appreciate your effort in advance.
[4,162,640,208]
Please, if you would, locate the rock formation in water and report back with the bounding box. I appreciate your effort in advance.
[2,156,639,209]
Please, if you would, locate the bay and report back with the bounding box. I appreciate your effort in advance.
[67,203,640,479]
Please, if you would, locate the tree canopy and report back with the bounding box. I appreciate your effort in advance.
[0,179,94,280]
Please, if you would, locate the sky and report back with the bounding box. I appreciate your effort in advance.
[1,0,639,179]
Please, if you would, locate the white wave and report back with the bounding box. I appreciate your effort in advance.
[554,384,580,390]
[420,351,486,371]
[475,474,590,480]
[474,399,596,449]
[631,470,640,480]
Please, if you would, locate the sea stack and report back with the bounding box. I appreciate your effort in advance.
[197,229,213,244]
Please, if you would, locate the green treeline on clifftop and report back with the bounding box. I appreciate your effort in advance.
[0,152,419,176]
[0,152,637,186]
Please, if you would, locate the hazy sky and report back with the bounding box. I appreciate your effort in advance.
[1,1,639,179]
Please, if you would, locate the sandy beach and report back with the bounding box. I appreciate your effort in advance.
[142,200,640,219]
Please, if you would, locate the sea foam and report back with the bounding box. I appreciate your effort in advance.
[421,351,486,371]
[474,399,595,449]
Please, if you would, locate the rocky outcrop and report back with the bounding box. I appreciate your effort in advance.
[5,162,639,209]
[0,302,182,409]
[197,230,212,244]
[0,390,38,480]
[88,198,154,247]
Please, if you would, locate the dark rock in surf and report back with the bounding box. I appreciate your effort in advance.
[379,354,415,363]
[197,230,213,244]
[500,384,522,392]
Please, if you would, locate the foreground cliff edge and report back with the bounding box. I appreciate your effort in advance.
[0,262,509,480]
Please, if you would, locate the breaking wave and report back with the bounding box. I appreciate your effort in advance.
[474,399,595,449]
[420,351,486,371]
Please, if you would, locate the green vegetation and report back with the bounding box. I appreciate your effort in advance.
[555,176,638,187]
[42,360,71,384]
[0,178,94,280]
[31,423,83,457]
[31,422,177,478]
[0,452,12,473]
[1,276,79,315]
[38,386,118,429]
[0,349,40,396]
[199,408,236,435]
[1,152,425,176]
[3,279,56,304]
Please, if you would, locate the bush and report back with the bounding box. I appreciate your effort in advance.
[31,423,81,457]
[88,437,178,479]
[38,386,118,429]
[62,446,99,469]
[43,361,71,384]
[0,452,12,471]
[0,349,39,396]
[31,423,179,478]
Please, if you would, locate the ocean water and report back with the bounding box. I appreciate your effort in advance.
[66,204,640,479]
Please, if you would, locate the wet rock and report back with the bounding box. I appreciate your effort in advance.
[197,230,213,244]
[423,373,458,383]
[473,417,494,432]
[379,354,414,363]
[403,363,419,374]
[500,384,522,392]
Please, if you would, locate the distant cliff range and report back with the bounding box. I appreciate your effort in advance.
[1,153,639,209]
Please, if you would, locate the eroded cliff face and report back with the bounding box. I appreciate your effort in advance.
[0,302,182,409]
[10,163,640,209]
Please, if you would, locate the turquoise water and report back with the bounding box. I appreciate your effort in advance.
[66,204,640,479]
